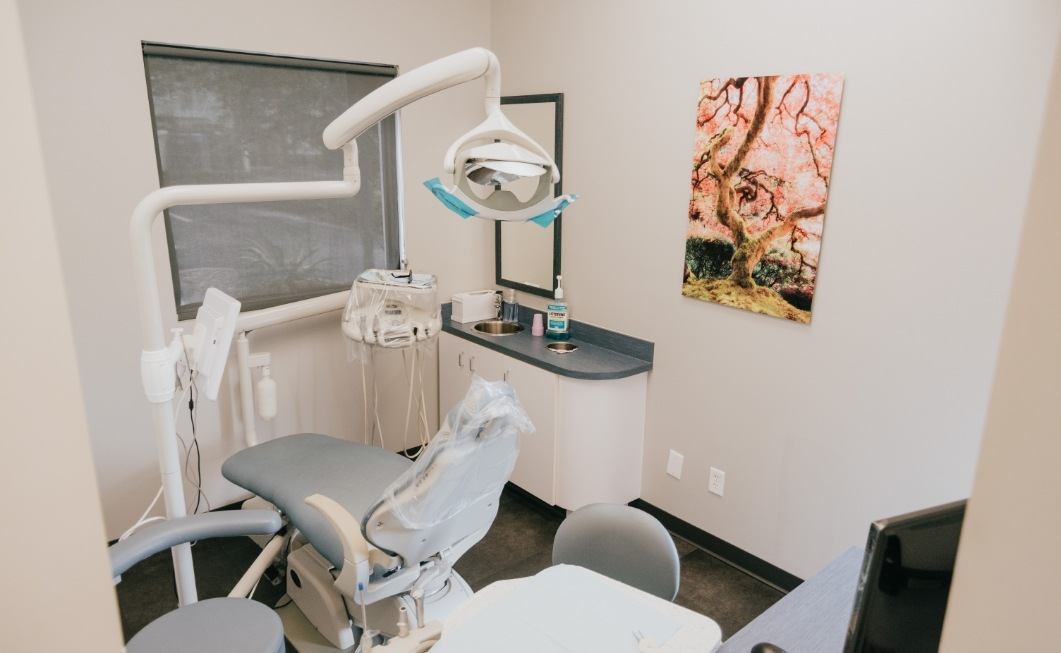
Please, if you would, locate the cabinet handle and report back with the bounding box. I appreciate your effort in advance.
[503,370,510,383]
[469,356,476,373]
[457,352,463,368]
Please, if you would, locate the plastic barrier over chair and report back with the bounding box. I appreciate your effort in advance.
[377,375,534,530]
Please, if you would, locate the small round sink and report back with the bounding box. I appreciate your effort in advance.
[546,342,578,354]
[473,320,524,336]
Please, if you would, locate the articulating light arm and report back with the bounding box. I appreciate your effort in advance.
[322,47,500,150]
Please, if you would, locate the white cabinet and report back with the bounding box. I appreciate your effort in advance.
[439,333,558,504]
[438,332,646,509]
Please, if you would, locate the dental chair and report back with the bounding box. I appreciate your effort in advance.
[221,376,533,649]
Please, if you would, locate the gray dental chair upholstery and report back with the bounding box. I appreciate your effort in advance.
[552,503,681,601]
[221,376,534,610]
[108,510,284,653]
[222,433,412,568]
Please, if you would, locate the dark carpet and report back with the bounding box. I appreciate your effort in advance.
[115,489,783,645]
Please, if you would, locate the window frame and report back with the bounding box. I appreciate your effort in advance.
[141,42,403,320]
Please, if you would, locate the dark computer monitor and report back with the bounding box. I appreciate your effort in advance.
[844,499,967,653]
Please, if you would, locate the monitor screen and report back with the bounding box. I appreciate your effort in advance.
[844,500,967,653]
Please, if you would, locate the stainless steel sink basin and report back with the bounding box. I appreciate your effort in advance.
[473,320,524,336]
[546,342,578,354]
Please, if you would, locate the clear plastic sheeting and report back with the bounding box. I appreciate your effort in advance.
[342,269,441,356]
[377,376,534,530]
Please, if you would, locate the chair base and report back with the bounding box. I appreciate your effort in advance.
[286,541,473,649]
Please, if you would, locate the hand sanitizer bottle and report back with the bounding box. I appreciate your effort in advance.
[546,275,570,340]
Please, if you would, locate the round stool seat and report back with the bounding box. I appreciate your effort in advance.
[126,597,284,653]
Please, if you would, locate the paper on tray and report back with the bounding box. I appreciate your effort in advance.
[432,564,682,653]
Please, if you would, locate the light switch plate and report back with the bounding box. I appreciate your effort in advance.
[666,450,684,479]
[708,467,725,496]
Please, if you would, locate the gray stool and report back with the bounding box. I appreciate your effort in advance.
[552,503,681,601]
[109,510,285,653]
[126,597,284,653]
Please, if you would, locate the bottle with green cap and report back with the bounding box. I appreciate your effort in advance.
[546,275,570,340]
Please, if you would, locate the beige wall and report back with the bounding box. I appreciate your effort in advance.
[491,0,1061,577]
[17,0,494,538]
[940,26,1061,652]
[0,1,124,649]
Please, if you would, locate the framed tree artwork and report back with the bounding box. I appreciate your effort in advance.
[684,74,844,323]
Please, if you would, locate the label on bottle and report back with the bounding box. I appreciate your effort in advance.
[547,304,568,332]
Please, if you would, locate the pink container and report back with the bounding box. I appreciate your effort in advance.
[531,313,544,336]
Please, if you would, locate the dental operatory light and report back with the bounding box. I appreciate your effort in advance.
[424,105,578,226]
[318,47,576,227]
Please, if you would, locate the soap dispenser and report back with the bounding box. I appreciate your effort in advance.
[546,275,570,340]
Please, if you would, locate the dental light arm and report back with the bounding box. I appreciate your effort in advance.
[323,47,501,150]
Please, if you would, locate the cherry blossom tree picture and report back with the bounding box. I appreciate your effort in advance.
[684,74,844,323]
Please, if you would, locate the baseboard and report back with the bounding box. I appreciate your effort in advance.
[503,482,567,521]
[629,499,802,592]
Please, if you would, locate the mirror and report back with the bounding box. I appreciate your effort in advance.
[495,93,563,298]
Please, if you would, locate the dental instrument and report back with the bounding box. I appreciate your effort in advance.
[342,270,441,349]
[129,45,562,620]
[341,269,440,453]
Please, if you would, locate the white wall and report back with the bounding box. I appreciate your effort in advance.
[940,25,1061,651]
[1,1,124,648]
[491,0,1061,577]
[17,0,495,539]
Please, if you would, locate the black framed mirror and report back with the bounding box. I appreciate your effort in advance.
[495,93,564,298]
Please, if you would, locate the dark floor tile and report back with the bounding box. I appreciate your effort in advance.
[672,534,698,558]
[674,550,784,639]
[453,492,562,588]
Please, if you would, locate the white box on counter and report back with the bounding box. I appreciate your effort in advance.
[451,290,499,323]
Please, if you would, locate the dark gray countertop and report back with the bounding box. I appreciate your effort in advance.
[719,547,862,652]
[441,303,653,380]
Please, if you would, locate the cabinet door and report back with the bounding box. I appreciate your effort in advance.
[438,333,472,422]
[438,334,558,505]
[502,355,557,505]
[468,343,557,506]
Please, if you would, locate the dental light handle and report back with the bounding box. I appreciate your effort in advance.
[323,48,500,150]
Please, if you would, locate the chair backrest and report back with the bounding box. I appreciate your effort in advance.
[365,376,533,565]
[552,503,681,601]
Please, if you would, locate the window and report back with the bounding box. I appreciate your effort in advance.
[142,43,401,320]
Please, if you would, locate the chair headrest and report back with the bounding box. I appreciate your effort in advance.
[366,376,533,562]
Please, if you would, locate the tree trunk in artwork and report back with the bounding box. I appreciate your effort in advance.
[729,242,760,288]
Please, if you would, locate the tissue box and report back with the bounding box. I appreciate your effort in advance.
[451,290,499,323]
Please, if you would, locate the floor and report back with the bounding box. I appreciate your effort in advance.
[116,489,784,647]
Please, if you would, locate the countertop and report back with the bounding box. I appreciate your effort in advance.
[440,303,653,381]
[718,547,862,652]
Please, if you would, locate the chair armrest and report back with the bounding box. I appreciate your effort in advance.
[304,494,402,604]
[109,510,282,577]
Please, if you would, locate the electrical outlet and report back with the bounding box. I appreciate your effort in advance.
[666,450,684,479]
[708,467,725,496]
